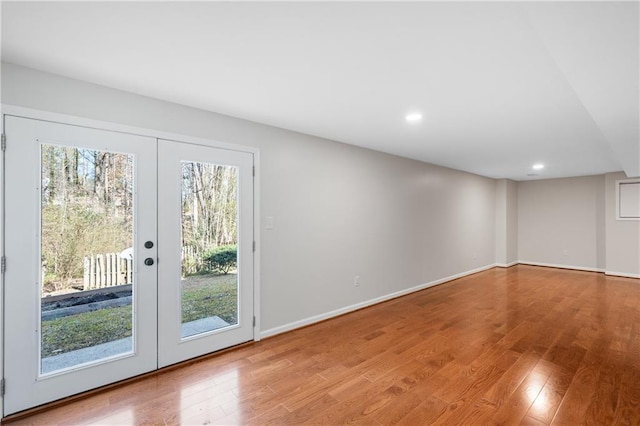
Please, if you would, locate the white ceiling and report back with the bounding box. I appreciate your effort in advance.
[2,1,638,180]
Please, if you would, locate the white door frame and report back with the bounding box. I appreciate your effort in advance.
[0,105,261,417]
[0,109,6,420]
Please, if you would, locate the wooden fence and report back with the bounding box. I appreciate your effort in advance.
[83,253,133,290]
[83,247,206,288]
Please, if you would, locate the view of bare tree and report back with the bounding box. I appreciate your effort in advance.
[181,161,238,275]
[40,146,239,294]
[41,145,134,293]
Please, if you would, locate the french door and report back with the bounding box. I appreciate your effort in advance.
[157,139,254,367]
[2,116,254,415]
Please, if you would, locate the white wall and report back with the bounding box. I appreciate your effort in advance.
[517,175,605,270]
[1,63,497,334]
[495,180,507,265]
[506,179,518,263]
[517,173,640,277]
[605,172,640,277]
[495,179,518,266]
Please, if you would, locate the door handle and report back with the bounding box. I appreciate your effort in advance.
[144,258,155,266]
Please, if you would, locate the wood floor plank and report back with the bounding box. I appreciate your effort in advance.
[581,348,625,425]
[525,367,570,425]
[549,352,604,424]
[485,354,556,424]
[430,399,496,426]
[521,414,549,426]
[480,351,540,408]
[4,265,639,425]
[611,363,640,425]
[394,395,449,425]
[434,348,520,405]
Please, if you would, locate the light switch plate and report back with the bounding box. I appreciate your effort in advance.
[266,216,275,230]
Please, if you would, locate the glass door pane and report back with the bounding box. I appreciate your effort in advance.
[40,145,135,374]
[157,139,253,368]
[180,161,239,338]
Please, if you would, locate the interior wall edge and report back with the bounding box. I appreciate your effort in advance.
[495,261,519,268]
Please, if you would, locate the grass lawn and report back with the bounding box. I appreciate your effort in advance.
[41,273,238,358]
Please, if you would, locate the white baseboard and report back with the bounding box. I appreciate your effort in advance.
[605,270,640,279]
[517,260,605,273]
[495,261,518,268]
[507,260,640,279]
[260,263,496,340]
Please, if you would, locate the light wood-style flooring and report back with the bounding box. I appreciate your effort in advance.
[5,265,640,425]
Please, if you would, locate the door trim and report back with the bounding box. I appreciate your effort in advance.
[0,104,261,417]
[1,109,6,420]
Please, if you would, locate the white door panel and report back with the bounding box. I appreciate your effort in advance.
[157,140,254,367]
[3,116,158,415]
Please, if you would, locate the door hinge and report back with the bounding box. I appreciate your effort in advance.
[252,165,255,177]
[1,378,5,397]
[1,256,5,274]
[1,133,6,152]
[253,316,256,327]
[252,241,256,252]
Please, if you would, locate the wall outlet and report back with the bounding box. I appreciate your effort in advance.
[354,275,361,287]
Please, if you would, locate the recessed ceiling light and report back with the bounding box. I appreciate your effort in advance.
[405,113,422,123]
[532,163,545,170]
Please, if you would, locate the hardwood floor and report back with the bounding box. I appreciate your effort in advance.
[5,265,640,425]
